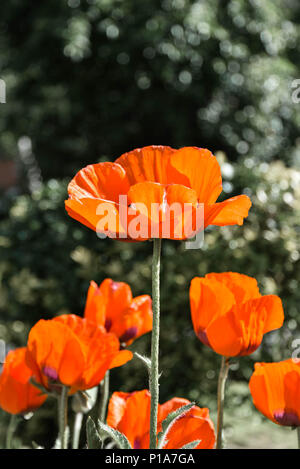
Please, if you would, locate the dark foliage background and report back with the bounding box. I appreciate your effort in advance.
[0,0,299,449]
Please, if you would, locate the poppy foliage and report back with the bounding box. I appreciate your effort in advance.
[65,145,251,241]
[190,272,284,357]
[107,389,216,449]
[0,348,47,415]
[84,278,152,346]
[249,359,300,427]
[25,314,132,394]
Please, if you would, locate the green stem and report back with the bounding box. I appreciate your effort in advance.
[149,238,162,449]
[6,414,18,449]
[58,385,69,449]
[99,371,110,423]
[297,427,300,449]
[216,356,230,449]
[72,412,83,449]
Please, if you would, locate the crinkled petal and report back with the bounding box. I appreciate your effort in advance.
[168,147,222,204]
[68,162,130,202]
[115,145,176,185]
[205,272,261,304]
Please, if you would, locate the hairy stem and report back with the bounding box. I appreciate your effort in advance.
[216,356,230,449]
[149,238,162,449]
[58,385,69,449]
[72,412,83,449]
[99,371,110,423]
[6,414,18,449]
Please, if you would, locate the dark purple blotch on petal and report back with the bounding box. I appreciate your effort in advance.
[197,329,211,348]
[43,366,59,381]
[273,409,300,427]
[133,438,141,449]
[105,318,112,332]
[120,327,138,344]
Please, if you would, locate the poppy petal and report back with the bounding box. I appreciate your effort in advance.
[109,350,133,369]
[168,147,222,204]
[115,145,176,185]
[205,311,244,357]
[208,194,252,226]
[99,279,133,324]
[107,392,133,428]
[158,397,191,424]
[27,315,130,392]
[205,272,261,304]
[68,162,130,203]
[27,319,85,388]
[53,316,129,389]
[281,371,300,425]
[190,277,235,344]
[128,182,198,239]
[115,390,151,448]
[83,281,106,327]
[128,182,165,225]
[249,360,300,425]
[163,412,216,449]
[65,198,130,238]
[206,299,269,357]
[258,295,284,334]
[0,348,47,415]
[115,295,153,345]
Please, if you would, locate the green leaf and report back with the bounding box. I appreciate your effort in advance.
[180,440,201,449]
[97,420,132,449]
[157,403,195,449]
[86,417,103,449]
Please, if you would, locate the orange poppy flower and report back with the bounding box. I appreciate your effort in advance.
[0,347,47,415]
[25,314,132,394]
[190,272,284,357]
[107,389,216,449]
[65,146,251,241]
[249,359,300,427]
[84,278,152,346]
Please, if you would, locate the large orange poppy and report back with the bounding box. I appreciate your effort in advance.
[107,389,216,449]
[190,272,284,357]
[84,278,152,346]
[0,347,47,415]
[249,359,300,427]
[25,314,132,394]
[65,146,251,241]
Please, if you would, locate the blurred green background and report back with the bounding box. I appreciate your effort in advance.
[0,0,299,449]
